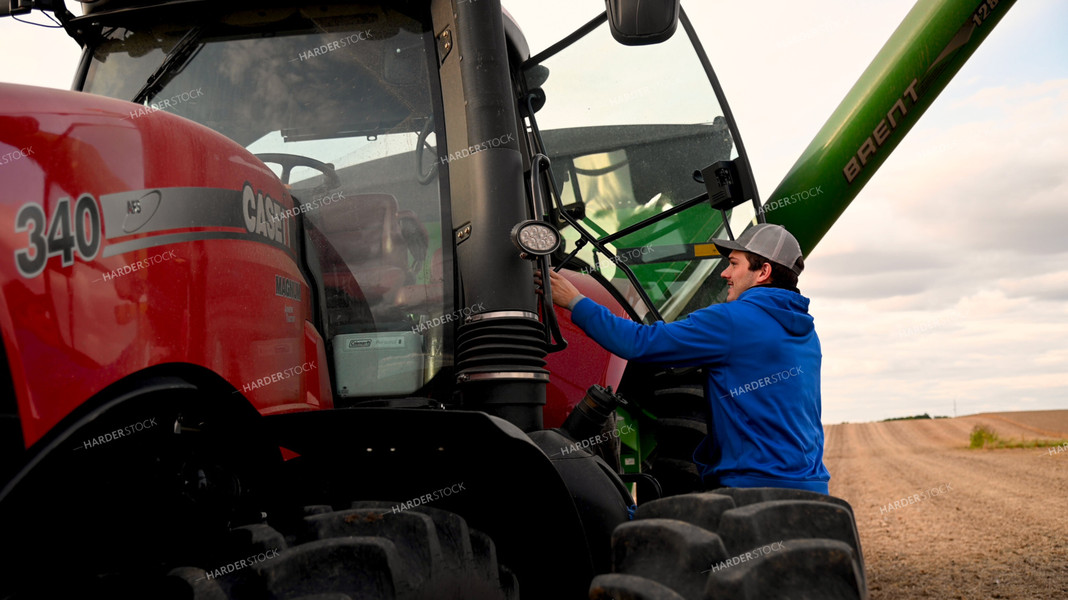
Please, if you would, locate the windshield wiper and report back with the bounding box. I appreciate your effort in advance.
[132,26,204,105]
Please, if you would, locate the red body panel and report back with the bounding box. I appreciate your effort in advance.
[543,269,628,429]
[0,83,331,448]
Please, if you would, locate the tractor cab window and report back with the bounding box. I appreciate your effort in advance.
[82,6,449,400]
[521,9,756,321]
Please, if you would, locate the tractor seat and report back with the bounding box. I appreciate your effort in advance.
[314,193,410,303]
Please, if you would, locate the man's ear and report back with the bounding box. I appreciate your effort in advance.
[758,262,773,284]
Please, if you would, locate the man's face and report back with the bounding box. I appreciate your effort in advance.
[721,251,768,302]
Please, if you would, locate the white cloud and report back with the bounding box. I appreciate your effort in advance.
[802,69,1068,422]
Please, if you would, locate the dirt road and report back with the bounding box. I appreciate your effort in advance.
[824,411,1068,599]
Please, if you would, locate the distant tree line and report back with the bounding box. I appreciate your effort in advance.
[881,413,951,422]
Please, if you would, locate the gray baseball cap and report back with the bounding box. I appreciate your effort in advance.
[712,223,804,275]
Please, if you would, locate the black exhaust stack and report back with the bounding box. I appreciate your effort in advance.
[435,0,547,431]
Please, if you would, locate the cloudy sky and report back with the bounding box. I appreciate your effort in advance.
[2,1,1065,423]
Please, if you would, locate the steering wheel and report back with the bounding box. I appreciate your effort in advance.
[415,117,437,185]
[255,153,342,198]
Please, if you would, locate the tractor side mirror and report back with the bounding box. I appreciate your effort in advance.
[604,0,680,46]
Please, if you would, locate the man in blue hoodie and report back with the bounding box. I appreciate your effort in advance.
[543,223,830,494]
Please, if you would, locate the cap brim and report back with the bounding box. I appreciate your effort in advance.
[711,238,746,258]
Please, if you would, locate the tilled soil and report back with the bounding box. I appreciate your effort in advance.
[824,412,1068,599]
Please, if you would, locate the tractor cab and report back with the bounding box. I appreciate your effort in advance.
[70,0,761,414]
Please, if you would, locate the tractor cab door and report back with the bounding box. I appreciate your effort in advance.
[515,4,760,323]
[514,3,760,488]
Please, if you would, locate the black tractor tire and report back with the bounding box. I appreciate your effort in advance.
[642,382,709,497]
[646,456,703,498]
[589,488,867,600]
[165,501,518,600]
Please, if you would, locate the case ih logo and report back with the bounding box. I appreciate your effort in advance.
[243,182,288,244]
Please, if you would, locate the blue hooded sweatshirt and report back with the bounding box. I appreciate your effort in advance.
[570,285,830,494]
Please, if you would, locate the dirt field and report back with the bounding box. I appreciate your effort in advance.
[824,411,1068,599]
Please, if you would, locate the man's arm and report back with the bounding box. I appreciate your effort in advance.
[539,269,731,365]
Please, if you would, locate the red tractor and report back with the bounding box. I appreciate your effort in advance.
[1,0,1013,597]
